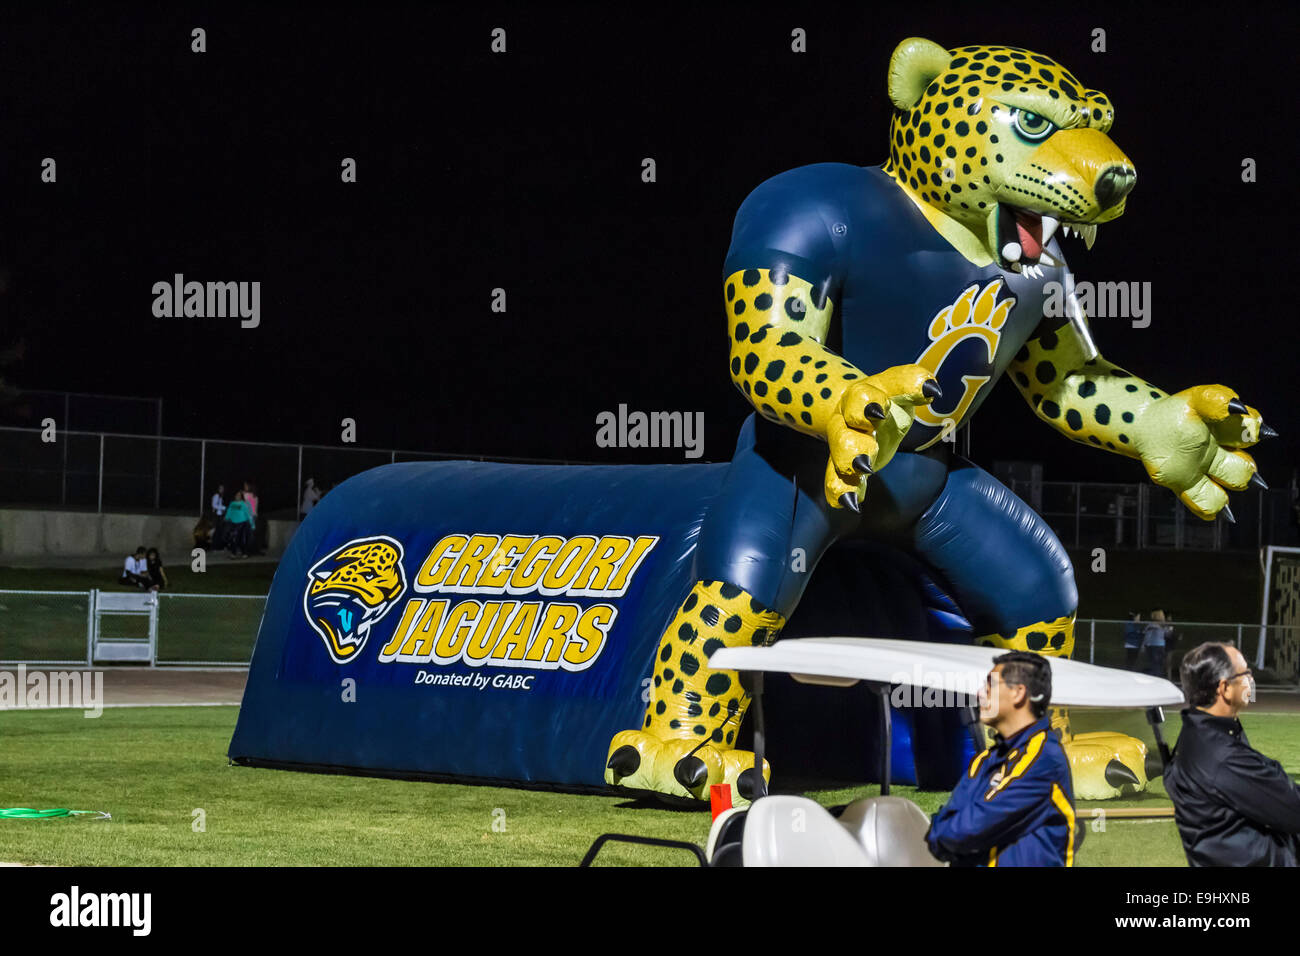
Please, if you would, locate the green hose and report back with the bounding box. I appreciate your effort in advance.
[0,808,110,820]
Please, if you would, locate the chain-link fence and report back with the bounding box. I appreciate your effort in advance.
[1075,618,1298,682]
[0,425,593,519]
[155,594,265,665]
[0,589,263,667]
[0,589,93,665]
[2,590,1295,684]
[1004,479,1295,551]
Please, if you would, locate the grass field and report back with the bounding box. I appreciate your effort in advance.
[1,705,1296,866]
[0,557,1293,865]
[0,564,276,664]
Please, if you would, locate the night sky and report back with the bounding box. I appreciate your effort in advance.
[1,2,1296,482]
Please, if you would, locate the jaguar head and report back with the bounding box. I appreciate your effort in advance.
[883,37,1136,276]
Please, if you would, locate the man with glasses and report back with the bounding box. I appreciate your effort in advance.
[925,651,1078,866]
[1164,642,1300,866]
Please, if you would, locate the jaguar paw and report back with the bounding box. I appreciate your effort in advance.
[1065,731,1149,800]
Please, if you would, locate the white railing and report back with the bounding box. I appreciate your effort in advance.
[0,589,265,667]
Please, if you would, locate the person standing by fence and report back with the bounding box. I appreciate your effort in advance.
[1124,611,1144,670]
[1143,608,1172,679]
[300,478,320,520]
[224,490,255,558]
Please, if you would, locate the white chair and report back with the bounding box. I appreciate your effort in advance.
[836,796,946,866]
[707,794,946,867]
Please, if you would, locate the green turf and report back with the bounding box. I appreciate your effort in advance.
[2,705,1296,866]
[0,563,277,595]
[0,564,275,664]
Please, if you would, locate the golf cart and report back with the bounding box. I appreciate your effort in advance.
[580,637,1185,867]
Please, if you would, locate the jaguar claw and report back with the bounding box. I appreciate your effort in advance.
[607,745,640,777]
[673,754,708,792]
[1104,758,1141,791]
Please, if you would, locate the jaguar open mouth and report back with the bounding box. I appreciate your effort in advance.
[994,203,1097,277]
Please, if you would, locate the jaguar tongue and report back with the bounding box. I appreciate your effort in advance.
[1013,209,1044,261]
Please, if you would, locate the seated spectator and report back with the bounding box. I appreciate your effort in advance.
[146,547,168,592]
[193,513,215,549]
[119,547,150,589]
[224,490,255,558]
[1164,642,1300,866]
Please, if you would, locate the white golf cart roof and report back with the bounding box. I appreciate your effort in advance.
[711,637,1184,708]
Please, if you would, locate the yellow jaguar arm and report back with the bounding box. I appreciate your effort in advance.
[1007,318,1160,457]
[724,267,851,436]
[1008,317,1264,520]
[724,267,939,509]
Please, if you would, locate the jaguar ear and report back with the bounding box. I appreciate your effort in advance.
[887,37,952,111]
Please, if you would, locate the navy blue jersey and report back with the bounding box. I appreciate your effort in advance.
[724,163,1067,451]
[926,715,1078,866]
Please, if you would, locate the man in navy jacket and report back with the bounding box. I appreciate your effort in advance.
[926,651,1078,866]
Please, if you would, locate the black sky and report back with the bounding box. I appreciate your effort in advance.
[1,1,1296,482]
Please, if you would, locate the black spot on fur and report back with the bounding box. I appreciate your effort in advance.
[705,673,732,696]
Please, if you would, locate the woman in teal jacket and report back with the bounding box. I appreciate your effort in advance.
[223,491,256,558]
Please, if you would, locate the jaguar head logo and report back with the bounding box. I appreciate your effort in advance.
[303,536,407,664]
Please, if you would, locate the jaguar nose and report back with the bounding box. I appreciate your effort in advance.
[1094,164,1136,211]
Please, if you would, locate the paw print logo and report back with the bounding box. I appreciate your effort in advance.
[912,279,1016,444]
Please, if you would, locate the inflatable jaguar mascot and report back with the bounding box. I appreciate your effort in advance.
[605,37,1273,802]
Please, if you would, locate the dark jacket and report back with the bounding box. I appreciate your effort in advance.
[926,715,1077,867]
[1163,708,1300,867]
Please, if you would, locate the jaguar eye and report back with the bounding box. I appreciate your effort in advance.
[1011,108,1055,143]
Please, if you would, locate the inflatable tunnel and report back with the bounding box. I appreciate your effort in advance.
[229,457,975,791]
